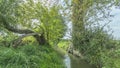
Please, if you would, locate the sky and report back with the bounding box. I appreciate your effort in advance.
[107,7,120,39]
[64,6,120,39]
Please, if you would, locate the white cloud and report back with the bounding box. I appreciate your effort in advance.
[109,7,120,39]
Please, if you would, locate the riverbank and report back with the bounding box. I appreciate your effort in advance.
[54,46,96,68]
[53,46,72,68]
[69,54,96,68]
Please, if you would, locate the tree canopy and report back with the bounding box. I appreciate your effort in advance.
[71,0,119,68]
[0,0,66,46]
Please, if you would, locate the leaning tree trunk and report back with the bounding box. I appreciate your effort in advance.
[1,15,48,46]
[12,33,48,48]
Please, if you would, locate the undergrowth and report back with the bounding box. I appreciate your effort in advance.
[0,44,65,68]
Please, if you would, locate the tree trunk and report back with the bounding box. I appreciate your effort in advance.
[1,14,48,45]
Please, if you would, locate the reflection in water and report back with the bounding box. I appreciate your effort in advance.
[70,54,96,68]
[64,54,96,68]
[64,54,71,68]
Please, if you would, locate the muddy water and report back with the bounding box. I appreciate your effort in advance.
[64,54,96,68]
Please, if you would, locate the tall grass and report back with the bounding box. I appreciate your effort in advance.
[0,44,65,68]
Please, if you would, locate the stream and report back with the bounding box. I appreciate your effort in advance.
[54,47,96,68]
[64,54,96,68]
[64,54,71,68]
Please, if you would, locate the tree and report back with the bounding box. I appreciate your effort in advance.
[72,0,116,49]
[71,0,118,68]
[0,0,66,46]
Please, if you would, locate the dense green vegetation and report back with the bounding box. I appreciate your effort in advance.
[57,40,70,50]
[0,0,66,46]
[0,0,120,68]
[0,44,65,68]
[0,0,66,68]
[71,0,120,68]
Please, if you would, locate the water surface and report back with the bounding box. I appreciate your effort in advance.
[64,54,96,68]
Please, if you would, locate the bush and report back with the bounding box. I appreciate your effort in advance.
[72,24,116,68]
[102,42,120,68]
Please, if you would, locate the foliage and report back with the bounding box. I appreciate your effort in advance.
[71,23,116,67]
[101,43,120,68]
[0,44,65,68]
[0,0,120,68]
[57,40,70,51]
[0,31,18,47]
[0,0,66,45]
[0,0,66,67]
[71,0,119,68]
[72,0,116,49]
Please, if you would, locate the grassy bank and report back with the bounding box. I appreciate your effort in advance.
[57,40,70,51]
[0,44,65,68]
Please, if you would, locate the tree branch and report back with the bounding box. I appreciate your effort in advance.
[1,14,47,46]
[12,33,38,48]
